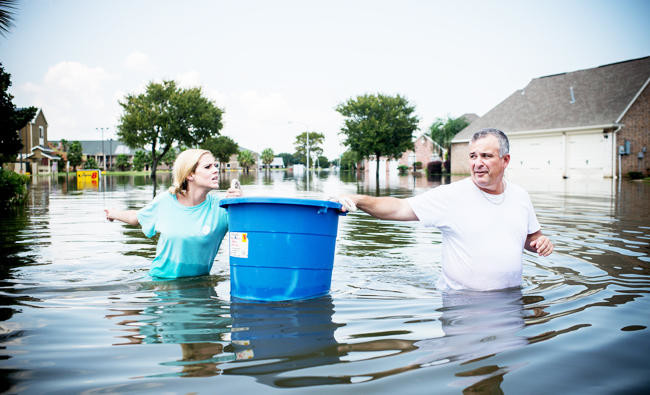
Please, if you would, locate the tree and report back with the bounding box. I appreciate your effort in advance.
[336,93,419,181]
[340,149,360,171]
[317,155,329,168]
[117,80,223,194]
[0,0,18,37]
[84,156,98,169]
[261,148,274,170]
[132,150,148,171]
[277,152,294,168]
[67,141,83,171]
[200,135,238,172]
[429,115,470,160]
[115,154,131,171]
[237,150,255,173]
[293,131,324,168]
[0,63,37,167]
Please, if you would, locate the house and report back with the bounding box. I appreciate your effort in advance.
[50,140,138,170]
[397,134,446,169]
[223,147,259,170]
[451,56,650,178]
[362,113,479,174]
[12,108,60,174]
[258,157,285,170]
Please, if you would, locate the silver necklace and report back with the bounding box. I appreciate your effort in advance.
[479,180,507,205]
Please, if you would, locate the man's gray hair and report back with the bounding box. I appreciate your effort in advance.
[471,128,509,157]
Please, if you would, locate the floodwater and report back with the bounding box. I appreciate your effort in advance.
[1,170,649,394]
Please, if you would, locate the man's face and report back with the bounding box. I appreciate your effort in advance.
[469,135,510,193]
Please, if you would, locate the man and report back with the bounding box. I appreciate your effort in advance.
[338,128,553,291]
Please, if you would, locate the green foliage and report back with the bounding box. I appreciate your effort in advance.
[292,152,304,165]
[261,148,275,168]
[0,63,37,167]
[115,154,131,171]
[628,171,644,180]
[117,80,223,177]
[237,150,255,173]
[397,164,409,175]
[429,115,470,158]
[277,152,294,167]
[316,155,329,168]
[67,141,83,171]
[0,0,18,37]
[336,93,418,178]
[84,156,98,169]
[132,150,148,171]
[340,149,360,171]
[414,161,422,170]
[201,135,239,171]
[293,131,324,166]
[0,168,29,210]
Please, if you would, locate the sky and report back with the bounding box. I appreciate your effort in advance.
[2,0,649,159]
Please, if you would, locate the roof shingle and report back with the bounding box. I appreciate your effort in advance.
[453,56,650,142]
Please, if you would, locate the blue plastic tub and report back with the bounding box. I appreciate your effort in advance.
[219,197,345,301]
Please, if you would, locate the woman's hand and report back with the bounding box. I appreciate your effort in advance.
[104,208,115,222]
[226,179,243,198]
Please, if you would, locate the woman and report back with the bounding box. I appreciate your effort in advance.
[105,149,242,278]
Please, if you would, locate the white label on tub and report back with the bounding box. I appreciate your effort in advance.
[230,232,249,258]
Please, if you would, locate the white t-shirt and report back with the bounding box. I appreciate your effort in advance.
[407,177,540,291]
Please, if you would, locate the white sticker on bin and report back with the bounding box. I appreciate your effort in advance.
[229,232,249,258]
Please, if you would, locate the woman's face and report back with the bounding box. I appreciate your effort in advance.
[188,153,219,191]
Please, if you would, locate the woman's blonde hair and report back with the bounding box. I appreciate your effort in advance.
[168,149,213,195]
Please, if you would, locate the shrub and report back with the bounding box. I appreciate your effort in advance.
[628,171,643,180]
[427,161,443,175]
[414,161,423,170]
[0,169,29,210]
[398,164,409,175]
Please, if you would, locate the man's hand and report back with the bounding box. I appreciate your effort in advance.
[527,234,554,256]
[330,195,358,212]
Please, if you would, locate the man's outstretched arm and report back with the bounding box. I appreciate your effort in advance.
[338,194,418,221]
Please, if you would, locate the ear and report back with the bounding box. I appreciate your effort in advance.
[186,174,195,182]
[502,154,511,167]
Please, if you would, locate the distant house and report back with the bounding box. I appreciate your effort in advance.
[361,113,478,174]
[11,108,60,174]
[451,56,650,178]
[223,147,259,170]
[50,140,138,170]
[258,157,285,170]
[397,134,446,168]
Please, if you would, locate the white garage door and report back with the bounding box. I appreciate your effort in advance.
[508,135,565,178]
[566,132,610,178]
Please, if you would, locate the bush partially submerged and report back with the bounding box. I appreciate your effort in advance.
[0,169,29,210]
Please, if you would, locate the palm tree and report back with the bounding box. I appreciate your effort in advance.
[0,0,18,37]
[261,148,274,171]
[237,150,255,174]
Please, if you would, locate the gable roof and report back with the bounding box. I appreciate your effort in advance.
[453,56,650,142]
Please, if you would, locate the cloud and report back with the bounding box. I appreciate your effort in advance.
[123,51,152,72]
[176,70,202,88]
[16,61,119,140]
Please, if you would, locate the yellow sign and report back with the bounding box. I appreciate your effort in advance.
[76,169,100,189]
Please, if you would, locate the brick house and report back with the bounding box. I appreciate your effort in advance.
[12,108,60,174]
[397,134,446,168]
[451,56,650,178]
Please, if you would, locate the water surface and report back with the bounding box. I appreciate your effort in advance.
[1,171,648,394]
